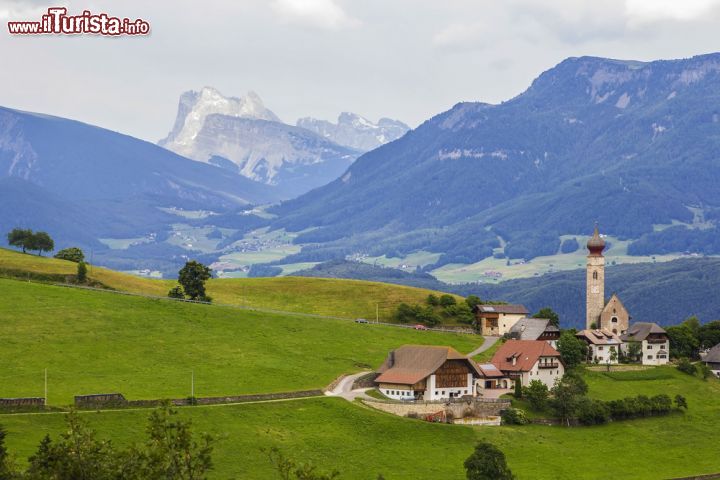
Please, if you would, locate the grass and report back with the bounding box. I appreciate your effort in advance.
[0,278,480,405]
[2,368,719,480]
[0,247,459,321]
[473,338,504,363]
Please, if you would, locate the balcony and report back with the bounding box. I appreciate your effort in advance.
[538,362,559,369]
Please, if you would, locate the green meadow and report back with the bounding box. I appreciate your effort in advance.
[0,278,479,404]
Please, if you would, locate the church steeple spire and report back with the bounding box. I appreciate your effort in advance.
[586,222,606,329]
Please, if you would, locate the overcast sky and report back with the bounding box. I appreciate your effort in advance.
[2,0,720,142]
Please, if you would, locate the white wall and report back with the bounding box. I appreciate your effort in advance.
[642,340,669,365]
[498,313,525,335]
[589,344,620,365]
[523,358,564,388]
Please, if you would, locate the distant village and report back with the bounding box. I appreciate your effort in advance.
[371,225,706,406]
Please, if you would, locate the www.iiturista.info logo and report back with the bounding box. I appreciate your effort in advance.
[7,7,150,36]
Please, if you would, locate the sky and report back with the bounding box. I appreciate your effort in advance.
[2,0,720,142]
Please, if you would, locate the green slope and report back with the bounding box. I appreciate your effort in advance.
[0,247,461,321]
[0,278,478,404]
[2,368,719,480]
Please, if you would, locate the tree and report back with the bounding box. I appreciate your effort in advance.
[556,331,588,368]
[439,294,457,307]
[7,228,32,254]
[139,404,215,479]
[463,442,514,480]
[168,285,185,299]
[698,320,720,349]
[523,380,549,411]
[698,362,713,380]
[54,247,85,263]
[178,261,212,301]
[532,307,559,328]
[0,426,18,480]
[674,394,688,410]
[513,378,522,398]
[395,303,419,323]
[682,316,701,339]
[32,231,54,256]
[426,294,439,306]
[417,306,441,327]
[77,262,88,283]
[626,342,642,363]
[465,295,482,309]
[607,346,618,371]
[666,325,700,359]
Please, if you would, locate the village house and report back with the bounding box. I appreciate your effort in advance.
[701,344,720,378]
[576,329,622,365]
[508,317,560,347]
[620,322,670,365]
[490,339,565,388]
[473,304,529,336]
[374,345,484,401]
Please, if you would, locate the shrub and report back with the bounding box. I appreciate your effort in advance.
[426,294,439,306]
[76,261,87,283]
[464,442,515,480]
[674,394,688,410]
[500,408,528,425]
[168,285,185,299]
[54,247,85,263]
[677,358,697,376]
[577,398,609,425]
[523,380,549,411]
[514,378,522,399]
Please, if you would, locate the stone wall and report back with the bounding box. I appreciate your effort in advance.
[0,397,44,408]
[75,390,324,409]
[75,393,127,408]
[352,372,378,390]
[362,397,510,420]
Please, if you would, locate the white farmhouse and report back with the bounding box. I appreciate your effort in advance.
[490,339,565,388]
[620,322,670,365]
[576,329,622,365]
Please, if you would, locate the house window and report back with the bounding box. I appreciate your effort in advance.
[660,344,666,349]
[598,346,604,351]
[647,345,652,350]
[647,355,653,360]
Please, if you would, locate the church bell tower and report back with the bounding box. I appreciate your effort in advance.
[586,223,606,329]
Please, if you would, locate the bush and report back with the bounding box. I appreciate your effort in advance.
[577,398,610,425]
[54,247,85,263]
[76,261,87,283]
[168,285,185,299]
[677,358,697,376]
[464,442,515,480]
[439,294,457,307]
[523,380,549,411]
[426,294,439,306]
[674,394,688,410]
[500,408,529,425]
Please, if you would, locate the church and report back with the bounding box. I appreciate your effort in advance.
[585,224,630,334]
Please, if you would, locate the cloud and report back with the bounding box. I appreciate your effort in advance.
[270,0,359,30]
[625,0,720,24]
[432,22,489,51]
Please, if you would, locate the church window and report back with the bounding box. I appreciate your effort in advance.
[611,316,618,323]
[593,271,598,280]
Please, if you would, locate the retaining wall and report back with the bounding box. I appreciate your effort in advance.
[362,397,510,419]
[0,397,44,407]
[74,390,323,409]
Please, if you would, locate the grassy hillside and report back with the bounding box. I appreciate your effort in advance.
[0,278,479,404]
[1,368,718,479]
[0,248,459,320]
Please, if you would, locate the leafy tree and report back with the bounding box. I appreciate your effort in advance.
[439,294,457,307]
[7,228,32,254]
[54,247,85,263]
[698,362,713,380]
[444,303,475,324]
[532,307,559,328]
[676,358,697,376]
[395,303,419,323]
[556,331,588,368]
[606,346,618,371]
[168,285,185,299]
[698,320,720,349]
[576,398,609,426]
[465,295,482,309]
[463,442,515,480]
[267,447,339,480]
[513,378,522,399]
[417,306,441,327]
[626,342,642,363]
[523,380,549,411]
[674,394,688,410]
[682,316,701,339]
[139,404,214,479]
[0,426,18,480]
[25,411,120,480]
[77,262,88,283]
[667,325,700,359]
[32,231,54,256]
[426,294,439,306]
[178,261,212,301]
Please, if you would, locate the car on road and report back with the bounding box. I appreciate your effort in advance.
[355,318,369,324]
[413,324,428,331]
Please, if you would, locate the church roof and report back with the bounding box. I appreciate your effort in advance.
[602,293,628,315]
[587,223,606,256]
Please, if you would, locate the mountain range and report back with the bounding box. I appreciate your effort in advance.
[159,87,409,198]
[269,53,720,267]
